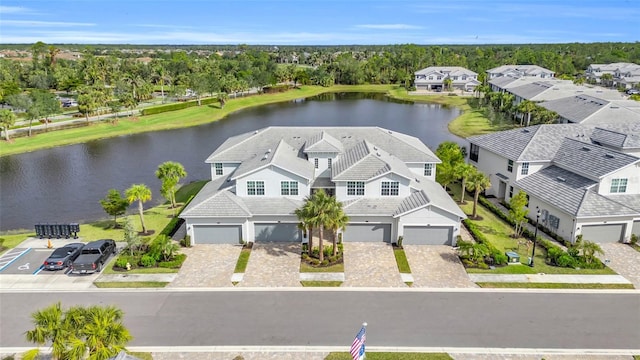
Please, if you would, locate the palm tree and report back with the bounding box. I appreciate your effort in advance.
[24,302,69,360]
[0,109,16,141]
[155,161,187,214]
[579,240,604,264]
[326,197,349,257]
[80,305,132,360]
[217,92,229,109]
[517,100,537,126]
[466,168,491,219]
[456,163,476,204]
[125,184,152,234]
[297,189,333,261]
[295,203,314,254]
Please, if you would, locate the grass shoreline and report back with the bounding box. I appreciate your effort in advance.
[0,85,493,157]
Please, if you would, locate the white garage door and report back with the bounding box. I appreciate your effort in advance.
[581,224,625,243]
[344,224,391,243]
[254,223,301,242]
[403,226,453,245]
[632,221,640,238]
[193,225,242,244]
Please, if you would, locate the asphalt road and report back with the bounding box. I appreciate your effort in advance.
[1,290,638,349]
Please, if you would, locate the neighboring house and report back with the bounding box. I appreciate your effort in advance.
[414,66,480,91]
[538,96,640,126]
[468,124,640,244]
[181,127,466,246]
[586,62,640,88]
[505,80,623,105]
[486,65,555,79]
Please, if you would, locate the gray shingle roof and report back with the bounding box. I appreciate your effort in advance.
[231,139,314,180]
[468,124,593,162]
[515,166,597,216]
[539,95,608,123]
[508,82,554,100]
[241,197,303,215]
[489,76,522,88]
[304,131,344,153]
[332,140,414,181]
[407,176,467,218]
[578,191,639,217]
[343,197,405,216]
[607,194,640,212]
[181,179,250,217]
[552,138,640,179]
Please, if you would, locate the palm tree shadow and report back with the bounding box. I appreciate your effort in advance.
[260,242,302,257]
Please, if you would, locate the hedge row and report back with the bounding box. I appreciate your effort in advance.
[463,219,507,265]
[141,97,219,116]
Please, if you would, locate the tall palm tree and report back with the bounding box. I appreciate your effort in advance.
[155,161,187,214]
[517,100,537,126]
[456,163,476,204]
[297,189,333,261]
[295,203,314,254]
[24,302,69,360]
[125,184,152,234]
[467,168,491,219]
[326,197,349,257]
[80,305,131,360]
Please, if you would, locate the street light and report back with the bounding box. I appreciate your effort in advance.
[530,206,541,267]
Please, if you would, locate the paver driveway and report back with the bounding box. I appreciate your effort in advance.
[597,243,640,288]
[239,243,302,287]
[342,242,405,287]
[169,244,241,288]
[404,245,477,288]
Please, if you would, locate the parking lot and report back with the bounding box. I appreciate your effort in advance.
[0,247,72,275]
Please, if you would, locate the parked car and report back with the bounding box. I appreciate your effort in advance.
[626,88,640,95]
[43,243,84,270]
[70,239,116,274]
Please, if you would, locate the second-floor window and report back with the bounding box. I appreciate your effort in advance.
[521,162,529,175]
[509,186,513,198]
[548,214,560,230]
[381,181,399,196]
[507,160,513,173]
[610,178,628,193]
[347,181,365,196]
[314,158,319,169]
[328,158,332,169]
[437,76,442,80]
[280,181,299,196]
[424,163,433,176]
[470,144,479,162]
[215,163,223,176]
[247,181,265,196]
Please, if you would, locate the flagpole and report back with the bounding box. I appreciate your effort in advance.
[362,322,367,360]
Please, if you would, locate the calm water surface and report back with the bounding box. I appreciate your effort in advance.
[0,93,464,231]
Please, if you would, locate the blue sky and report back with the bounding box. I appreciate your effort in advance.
[0,0,638,45]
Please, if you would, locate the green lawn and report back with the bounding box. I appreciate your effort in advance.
[93,281,168,288]
[325,353,452,360]
[393,247,412,273]
[477,282,634,289]
[449,183,615,275]
[300,281,343,287]
[300,260,344,273]
[234,247,252,273]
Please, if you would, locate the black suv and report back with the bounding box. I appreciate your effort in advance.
[70,239,116,274]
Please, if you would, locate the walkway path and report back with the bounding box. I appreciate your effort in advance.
[341,243,405,287]
[239,243,302,287]
[404,245,477,288]
[469,273,631,284]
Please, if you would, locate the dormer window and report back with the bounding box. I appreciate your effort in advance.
[314,158,319,169]
[247,181,265,196]
[381,181,399,196]
[521,162,529,175]
[424,163,433,176]
[610,178,628,193]
[328,158,332,169]
[347,181,365,196]
[215,163,223,175]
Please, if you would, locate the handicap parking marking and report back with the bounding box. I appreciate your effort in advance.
[0,248,32,272]
[33,264,45,275]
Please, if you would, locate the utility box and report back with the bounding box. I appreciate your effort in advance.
[506,251,521,264]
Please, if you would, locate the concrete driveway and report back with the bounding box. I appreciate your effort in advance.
[169,244,241,288]
[342,242,406,287]
[404,245,477,288]
[239,243,302,287]
[598,243,640,288]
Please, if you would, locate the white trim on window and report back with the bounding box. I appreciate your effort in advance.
[214,163,223,176]
[247,180,265,196]
[424,163,433,176]
[347,181,365,196]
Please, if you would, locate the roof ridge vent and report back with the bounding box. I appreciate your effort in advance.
[376,152,381,157]
[581,146,591,151]
[267,148,272,153]
[556,176,566,182]
[262,154,268,160]
[605,153,614,158]
[522,129,530,133]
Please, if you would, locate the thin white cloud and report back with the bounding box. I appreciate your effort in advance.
[136,24,196,30]
[2,20,95,27]
[355,24,424,30]
[0,6,33,14]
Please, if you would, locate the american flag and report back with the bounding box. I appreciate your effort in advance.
[350,325,366,360]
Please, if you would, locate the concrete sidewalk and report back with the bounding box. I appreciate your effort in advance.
[469,274,632,284]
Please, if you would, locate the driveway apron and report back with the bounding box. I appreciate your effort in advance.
[169,245,241,288]
[597,243,640,288]
[404,245,477,288]
[239,243,302,287]
[342,242,405,287]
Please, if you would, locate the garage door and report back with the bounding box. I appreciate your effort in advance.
[344,224,391,243]
[632,221,640,238]
[581,224,625,243]
[254,223,301,242]
[403,226,452,245]
[193,225,242,244]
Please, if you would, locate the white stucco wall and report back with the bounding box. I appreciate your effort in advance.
[514,161,547,181]
[210,162,240,180]
[306,152,336,178]
[470,147,514,197]
[407,162,437,181]
[334,173,411,201]
[235,166,309,199]
[596,163,640,196]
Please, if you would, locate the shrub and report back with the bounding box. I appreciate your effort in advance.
[140,97,218,115]
[115,257,130,269]
[140,255,156,267]
[180,235,191,247]
[630,234,638,245]
[157,253,187,268]
[397,236,403,248]
[557,254,576,268]
[492,251,508,265]
[321,260,329,266]
[311,259,321,266]
[323,246,332,258]
[546,247,564,265]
